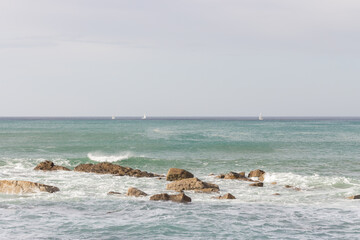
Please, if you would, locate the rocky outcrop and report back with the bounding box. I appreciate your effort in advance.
[34,160,71,171]
[249,182,264,187]
[127,187,147,197]
[150,192,191,203]
[216,193,236,199]
[74,162,163,178]
[0,180,60,194]
[216,171,257,182]
[166,178,219,193]
[347,195,360,199]
[166,168,194,181]
[248,169,266,181]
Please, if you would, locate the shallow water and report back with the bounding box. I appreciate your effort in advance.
[1,119,360,239]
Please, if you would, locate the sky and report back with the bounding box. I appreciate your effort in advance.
[0,0,359,117]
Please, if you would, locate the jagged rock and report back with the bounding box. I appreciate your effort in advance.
[108,191,121,195]
[347,195,360,199]
[34,160,71,171]
[166,178,219,192]
[127,187,148,197]
[0,180,59,194]
[216,193,236,199]
[249,182,264,187]
[166,168,194,181]
[150,192,191,203]
[248,169,266,181]
[285,185,301,191]
[74,162,163,178]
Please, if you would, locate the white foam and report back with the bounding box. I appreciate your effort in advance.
[87,152,133,162]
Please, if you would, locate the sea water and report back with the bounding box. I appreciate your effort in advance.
[0,118,360,239]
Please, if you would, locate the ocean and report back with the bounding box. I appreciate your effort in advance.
[1,118,360,239]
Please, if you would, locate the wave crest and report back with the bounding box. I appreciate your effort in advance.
[87,152,133,162]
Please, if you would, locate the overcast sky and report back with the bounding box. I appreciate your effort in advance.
[0,0,359,117]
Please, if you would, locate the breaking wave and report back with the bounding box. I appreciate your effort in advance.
[87,152,133,162]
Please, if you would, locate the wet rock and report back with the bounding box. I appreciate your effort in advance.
[285,185,301,191]
[150,192,191,203]
[273,193,280,196]
[216,172,254,181]
[216,193,236,199]
[347,195,360,200]
[74,162,163,178]
[166,168,194,181]
[127,187,148,197]
[166,178,219,193]
[249,182,264,187]
[248,169,266,181]
[34,160,71,171]
[108,191,122,195]
[0,180,59,194]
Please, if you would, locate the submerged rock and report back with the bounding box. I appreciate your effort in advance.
[248,169,266,182]
[285,185,301,191]
[34,160,71,171]
[166,168,194,181]
[127,187,148,197]
[347,195,360,200]
[74,162,163,178]
[166,178,219,193]
[249,182,264,187]
[216,193,236,199]
[108,191,122,195]
[0,180,60,194]
[150,192,191,203]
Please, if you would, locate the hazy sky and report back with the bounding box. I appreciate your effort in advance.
[1,0,359,116]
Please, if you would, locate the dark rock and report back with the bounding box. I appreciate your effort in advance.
[166,168,194,181]
[216,193,236,199]
[34,160,71,171]
[273,193,280,196]
[74,162,163,178]
[150,192,191,203]
[0,180,59,194]
[249,182,264,187]
[248,169,266,181]
[347,195,360,199]
[166,178,219,193]
[127,187,147,197]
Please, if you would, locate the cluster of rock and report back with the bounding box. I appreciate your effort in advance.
[2,161,359,201]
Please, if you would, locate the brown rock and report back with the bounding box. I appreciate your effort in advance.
[166,178,219,193]
[0,180,60,194]
[249,182,264,187]
[74,162,163,178]
[216,193,236,199]
[216,171,252,181]
[248,169,266,181]
[347,195,360,199]
[127,187,148,197]
[150,192,191,203]
[166,168,194,181]
[273,193,280,196]
[271,182,277,185]
[285,185,301,191]
[108,191,121,195]
[34,160,71,171]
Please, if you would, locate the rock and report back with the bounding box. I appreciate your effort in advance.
[285,185,301,191]
[273,193,280,196]
[108,191,122,195]
[347,195,360,200]
[74,162,163,178]
[248,169,266,181]
[166,178,219,193]
[216,193,236,199]
[34,160,71,171]
[127,187,148,197]
[0,180,60,194]
[216,171,253,181]
[249,182,264,187]
[150,192,191,203]
[271,182,277,185]
[166,168,194,181]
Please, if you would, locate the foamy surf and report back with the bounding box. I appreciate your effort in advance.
[87,152,134,162]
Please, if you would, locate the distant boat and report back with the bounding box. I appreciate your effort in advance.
[112,116,116,120]
[258,113,264,121]
[142,114,147,120]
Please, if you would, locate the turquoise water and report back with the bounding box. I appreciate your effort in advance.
[1,119,360,239]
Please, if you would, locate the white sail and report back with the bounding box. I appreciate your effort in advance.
[258,113,263,121]
[142,114,147,120]
[112,116,116,120]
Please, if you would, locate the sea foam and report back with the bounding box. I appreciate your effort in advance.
[87,152,133,162]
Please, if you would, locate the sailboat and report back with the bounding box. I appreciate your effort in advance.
[258,113,264,121]
[111,116,116,120]
[142,114,147,120]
